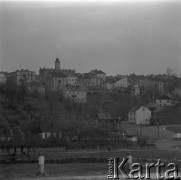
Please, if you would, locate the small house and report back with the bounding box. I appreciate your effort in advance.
[156,95,176,107]
[128,105,151,125]
[96,112,115,125]
[38,127,61,139]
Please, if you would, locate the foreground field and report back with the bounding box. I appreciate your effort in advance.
[0,163,106,179]
[2,149,181,162]
[1,149,181,179]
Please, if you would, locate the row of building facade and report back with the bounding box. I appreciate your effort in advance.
[0,58,178,103]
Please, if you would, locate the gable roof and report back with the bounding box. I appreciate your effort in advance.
[12,127,25,137]
[129,105,141,112]
[157,95,171,100]
[129,105,149,112]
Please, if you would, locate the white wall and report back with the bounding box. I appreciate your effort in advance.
[174,133,181,139]
[135,106,151,125]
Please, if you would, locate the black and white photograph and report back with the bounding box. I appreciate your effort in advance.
[0,0,181,179]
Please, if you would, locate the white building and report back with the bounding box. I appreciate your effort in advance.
[66,74,78,86]
[114,77,130,88]
[89,69,106,81]
[128,106,151,125]
[8,69,36,85]
[156,95,176,107]
[62,87,87,103]
[38,127,61,139]
[174,132,181,139]
[104,80,115,91]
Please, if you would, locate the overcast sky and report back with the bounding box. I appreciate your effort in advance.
[0,0,180,75]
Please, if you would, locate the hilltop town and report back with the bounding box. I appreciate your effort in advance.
[0,58,181,153]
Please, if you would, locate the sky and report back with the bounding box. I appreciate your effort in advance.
[0,0,181,76]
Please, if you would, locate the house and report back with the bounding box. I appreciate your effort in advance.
[12,127,25,139]
[0,127,25,141]
[128,106,151,125]
[89,69,106,80]
[8,69,36,85]
[96,112,115,125]
[38,127,61,139]
[114,77,131,88]
[62,86,87,103]
[156,95,176,107]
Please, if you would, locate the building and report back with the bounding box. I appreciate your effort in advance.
[139,77,165,94]
[128,106,151,125]
[89,69,106,81]
[90,75,102,87]
[39,58,75,81]
[129,85,140,96]
[156,95,176,107]
[77,73,102,88]
[0,72,7,84]
[62,87,87,103]
[114,77,131,88]
[103,80,115,91]
[8,69,36,85]
[45,71,67,91]
[0,127,25,141]
[77,75,91,88]
[66,74,78,86]
[38,127,61,139]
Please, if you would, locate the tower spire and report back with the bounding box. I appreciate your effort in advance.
[55,58,60,70]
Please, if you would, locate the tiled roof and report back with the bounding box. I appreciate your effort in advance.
[129,105,141,112]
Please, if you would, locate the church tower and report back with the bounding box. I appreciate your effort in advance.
[55,58,60,70]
